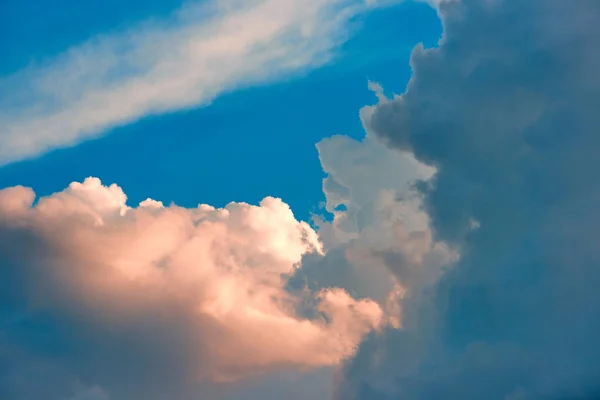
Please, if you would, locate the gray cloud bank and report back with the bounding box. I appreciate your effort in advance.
[337,0,600,399]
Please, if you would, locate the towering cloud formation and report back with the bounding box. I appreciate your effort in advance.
[297,105,455,320]
[0,178,382,400]
[338,0,600,398]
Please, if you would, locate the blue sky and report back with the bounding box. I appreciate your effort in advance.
[0,0,440,220]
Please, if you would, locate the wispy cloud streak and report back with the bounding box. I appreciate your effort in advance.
[0,0,378,165]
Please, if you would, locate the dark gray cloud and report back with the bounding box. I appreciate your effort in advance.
[338,0,600,399]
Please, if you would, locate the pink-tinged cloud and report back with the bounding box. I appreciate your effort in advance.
[0,177,383,388]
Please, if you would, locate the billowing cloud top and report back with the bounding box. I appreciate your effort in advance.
[0,177,383,399]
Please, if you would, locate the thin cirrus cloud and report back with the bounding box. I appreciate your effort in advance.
[0,0,388,166]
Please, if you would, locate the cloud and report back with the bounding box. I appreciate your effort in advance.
[291,83,455,338]
[0,177,383,400]
[9,0,599,398]
[336,0,600,398]
[65,385,110,400]
[0,0,387,166]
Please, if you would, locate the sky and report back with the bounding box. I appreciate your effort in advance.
[1,0,600,399]
[0,0,440,221]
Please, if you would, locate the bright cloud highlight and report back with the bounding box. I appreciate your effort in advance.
[0,177,383,399]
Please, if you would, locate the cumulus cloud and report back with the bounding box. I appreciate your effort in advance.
[0,0,392,166]
[337,0,600,399]
[291,84,455,336]
[0,177,383,399]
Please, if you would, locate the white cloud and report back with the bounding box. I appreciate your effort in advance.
[293,85,455,334]
[0,177,384,399]
[0,0,383,165]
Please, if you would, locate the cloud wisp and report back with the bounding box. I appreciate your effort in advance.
[0,0,380,166]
